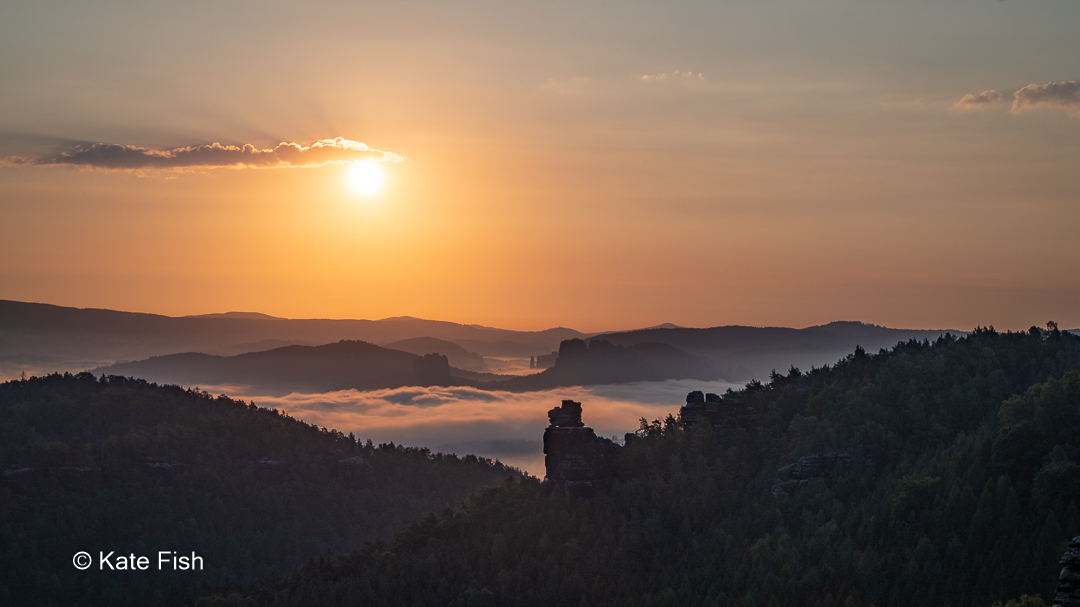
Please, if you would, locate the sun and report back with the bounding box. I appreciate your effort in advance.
[347,161,385,195]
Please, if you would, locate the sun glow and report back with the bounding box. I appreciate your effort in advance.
[348,161,385,195]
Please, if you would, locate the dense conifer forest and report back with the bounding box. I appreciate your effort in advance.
[0,374,517,606]
[190,324,1080,607]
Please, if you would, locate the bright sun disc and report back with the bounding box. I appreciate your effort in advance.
[348,161,384,195]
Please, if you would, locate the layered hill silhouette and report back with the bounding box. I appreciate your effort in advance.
[591,320,958,380]
[93,338,721,394]
[384,336,489,372]
[95,340,465,394]
[5,298,964,390]
[0,299,585,379]
[493,338,722,390]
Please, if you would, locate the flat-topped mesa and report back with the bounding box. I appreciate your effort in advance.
[543,400,619,494]
[1055,536,1080,606]
[679,390,757,429]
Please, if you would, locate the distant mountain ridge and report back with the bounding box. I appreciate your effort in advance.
[92,338,723,394]
[92,323,968,395]
[94,340,431,394]
[183,311,287,320]
[385,337,488,372]
[591,320,962,380]
[0,300,587,379]
[3,299,969,389]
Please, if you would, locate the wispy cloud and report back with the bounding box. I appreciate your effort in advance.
[1012,80,1080,116]
[954,90,1003,109]
[0,137,405,170]
[641,70,704,82]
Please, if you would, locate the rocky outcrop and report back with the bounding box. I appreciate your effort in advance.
[548,399,585,427]
[531,352,558,369]
[679,390,758,429]
[771,451,876,496]
[1056,536,1080,606]
[543,400,620,495]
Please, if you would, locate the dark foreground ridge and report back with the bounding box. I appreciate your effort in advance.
[0,374,518,606]
[185,323,1080,607]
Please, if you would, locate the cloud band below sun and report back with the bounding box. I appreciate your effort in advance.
[0,137,404,170]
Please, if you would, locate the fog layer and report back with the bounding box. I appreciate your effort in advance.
[218,379,742,476]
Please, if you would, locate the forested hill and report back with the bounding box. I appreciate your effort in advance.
[94,340,442,394]
[192,324,1080,607]
[493,338,722,390]
[0,299,585,379]
[0,374,518,607]
[94,338,725,394]
[591,320,959,382]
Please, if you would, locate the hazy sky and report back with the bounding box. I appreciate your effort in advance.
[2,0,1078,331]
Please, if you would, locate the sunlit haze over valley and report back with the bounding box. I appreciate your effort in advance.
[3,1,1080,605]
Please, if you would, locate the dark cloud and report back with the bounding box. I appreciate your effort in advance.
[954,90,1003,109]
[0,137,404,170]
[1012,80,1080,115]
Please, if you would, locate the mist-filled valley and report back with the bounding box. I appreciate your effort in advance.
[0,300,966,478]
[5,298,1080,607]
[5,0,1080,602]
[209,379,744,476]
[6,318,1080,606]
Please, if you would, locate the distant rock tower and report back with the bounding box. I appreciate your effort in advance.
[1055,536,1080,606]
[542,400,619,494]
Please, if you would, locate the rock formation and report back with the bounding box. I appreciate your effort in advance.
[679,390,758,429]
[534,352,558,369]
[771,451,876,496]
[1055,536,1080,606]
[543,400,620,495]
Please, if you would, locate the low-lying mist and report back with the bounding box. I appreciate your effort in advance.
[213,379,742,476]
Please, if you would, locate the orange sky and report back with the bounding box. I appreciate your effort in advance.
[2,1,1079,332]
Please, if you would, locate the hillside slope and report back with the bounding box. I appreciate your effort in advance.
[0,374,518,606]
[191,324,1080,607]
[94,340,432,394]
[592,320,959,381]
